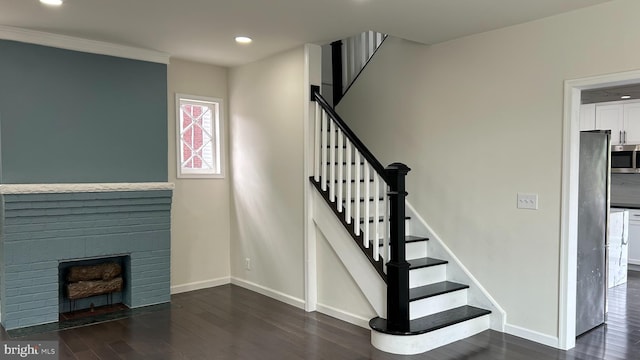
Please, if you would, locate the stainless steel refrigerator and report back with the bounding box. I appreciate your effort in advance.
[576,130,611,337]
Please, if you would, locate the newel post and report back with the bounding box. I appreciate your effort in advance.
[385,162,411,332]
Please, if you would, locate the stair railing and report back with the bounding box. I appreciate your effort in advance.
[331,31,387,105]
[310,87,411,332]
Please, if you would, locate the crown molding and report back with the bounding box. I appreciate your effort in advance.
[0,25,170,64]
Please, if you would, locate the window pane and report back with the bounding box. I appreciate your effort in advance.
[177,95,222,177]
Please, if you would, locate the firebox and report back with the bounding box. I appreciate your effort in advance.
[59,255,130,316]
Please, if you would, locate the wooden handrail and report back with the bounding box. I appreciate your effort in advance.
[311,89,388,180]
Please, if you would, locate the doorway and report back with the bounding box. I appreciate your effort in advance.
[561,69,640,350]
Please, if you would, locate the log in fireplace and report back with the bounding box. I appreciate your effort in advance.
[59,256,129,315]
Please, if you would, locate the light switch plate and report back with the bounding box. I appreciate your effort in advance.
[517,193,538,210]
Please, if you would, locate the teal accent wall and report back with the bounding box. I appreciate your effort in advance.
[0,40,167,183]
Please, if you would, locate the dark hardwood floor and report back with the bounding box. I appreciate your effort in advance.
[2,271,639,359]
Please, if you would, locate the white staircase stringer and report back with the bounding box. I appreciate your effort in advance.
[312,191,386,317]
[406,201,507,331]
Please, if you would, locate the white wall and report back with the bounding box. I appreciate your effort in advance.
[229,47,306,303]
[316,229,377,326]
[168,58,231,293]
[336,0,640,340]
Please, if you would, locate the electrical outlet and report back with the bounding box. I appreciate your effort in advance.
[517,193,538,210]
[245,258,251,270]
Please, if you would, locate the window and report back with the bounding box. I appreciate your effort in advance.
[176,94,224,178]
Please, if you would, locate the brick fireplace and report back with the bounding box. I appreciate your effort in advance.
[0,183,173,330]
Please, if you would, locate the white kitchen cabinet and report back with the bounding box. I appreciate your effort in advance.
[628,209,640,266]
[580,104,596,131]
[593,100,640,144]
[596,103,624,144]
[623,102,640,144]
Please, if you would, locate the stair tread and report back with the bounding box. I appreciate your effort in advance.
[369,305,491,336]
[336,179,375,183]
[378,235,429,247]
[348,197,385,202]
[360,216,411,224]
[405,235,429,243]
[409,281,469,302]
[408,257,448,269]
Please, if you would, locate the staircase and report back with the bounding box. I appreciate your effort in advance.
[326,31,387,106]
[309,89,493,355]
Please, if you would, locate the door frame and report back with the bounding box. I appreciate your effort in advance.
[560,69,640,350]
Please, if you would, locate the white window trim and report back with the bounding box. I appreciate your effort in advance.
[175,93,225,179]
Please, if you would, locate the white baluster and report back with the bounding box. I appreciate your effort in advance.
[359,32,367,70]
[314,103,321,182]
[373,173,380,260]
[383,181,390,273]
[345,141,352,224]
[320,112,328,191]
[367,31,375,59]
[337,129,344,212]
[329,120,336,202]
[364,162,371,248]
[354,152,361,236]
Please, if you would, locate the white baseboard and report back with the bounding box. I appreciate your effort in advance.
[171,277,230,294]
[629,264,640,272]
[504,323,559,348]
[230,277,305,310]
[316,303,371,329]
[629,259,640,266]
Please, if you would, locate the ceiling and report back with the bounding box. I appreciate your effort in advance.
[582,84,640,104]
[0,0,612,66]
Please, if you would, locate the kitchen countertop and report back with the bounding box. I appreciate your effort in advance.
[611,208,628,213]
[611,203,640,210]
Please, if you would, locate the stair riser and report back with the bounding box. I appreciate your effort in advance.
[409,265,446,288]
[351,232,418,264]
[406,241,427,260]
[351,201,387,217]
[410,289,468,320]
[374,240,427,263]
[329,164,366,178]
[370,315,490,355]
[317,180,384,196]
[354,218,410,231]
[340,183,386,199]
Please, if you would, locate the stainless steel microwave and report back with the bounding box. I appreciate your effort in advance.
[611,144,640,173]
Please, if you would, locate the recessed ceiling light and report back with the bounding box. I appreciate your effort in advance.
[621,95,632,99]
[40,0,63,6]
[235,36,252,44]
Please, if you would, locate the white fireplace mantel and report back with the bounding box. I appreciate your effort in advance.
[0,182,175,195]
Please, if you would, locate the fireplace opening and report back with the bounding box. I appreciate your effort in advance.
[58,255,130,321]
